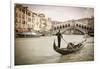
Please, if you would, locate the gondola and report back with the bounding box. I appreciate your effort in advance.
[53,38,86,55]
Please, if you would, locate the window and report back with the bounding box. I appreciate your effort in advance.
[15,18,18,23]
[28,18,31,22]
[28,12,31,16]
[32,13,35,17]
[19,8,21,11]
[32,13,37,17]
[22,15,25,19]
[18,19,21,23]
[22,9,25,13]
[23,21,25,24]
[19,13,21,18]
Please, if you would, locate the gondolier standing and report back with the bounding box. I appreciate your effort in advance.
[56,30,63,48]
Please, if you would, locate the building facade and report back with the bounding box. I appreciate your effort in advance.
[15,4,52,33]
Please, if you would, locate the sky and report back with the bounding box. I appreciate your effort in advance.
[23,4,94,22]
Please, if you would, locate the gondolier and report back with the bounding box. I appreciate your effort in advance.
[56,30,63,48]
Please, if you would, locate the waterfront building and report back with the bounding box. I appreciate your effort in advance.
[15,4,52,34]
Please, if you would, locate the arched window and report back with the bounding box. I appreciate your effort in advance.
[86,27,88,30]
[84,26,86,29]
[54,27,56,30]
[65,24,67,27]
[68,24,70,27]
[63,25,65,28]
[79,24,81,27]
[81,25,83,29]
[60,26,62,29]
[76,24,78,27]
[57,26,59,29]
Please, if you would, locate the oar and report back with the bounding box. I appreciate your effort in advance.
[62,37,68,44]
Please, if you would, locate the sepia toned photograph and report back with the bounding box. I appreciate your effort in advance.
[14,4,94,65]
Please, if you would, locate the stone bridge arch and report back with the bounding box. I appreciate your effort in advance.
[62,27,86,35]
[53,23,93,35]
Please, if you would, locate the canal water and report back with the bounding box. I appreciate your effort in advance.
[15,35,94,65]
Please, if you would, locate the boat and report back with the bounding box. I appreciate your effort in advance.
[53,38,86,55]
[16,31,43,37]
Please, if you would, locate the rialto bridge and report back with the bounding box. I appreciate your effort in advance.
[52,22,94,36]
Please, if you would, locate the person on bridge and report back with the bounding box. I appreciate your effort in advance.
[56,30,63,48]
